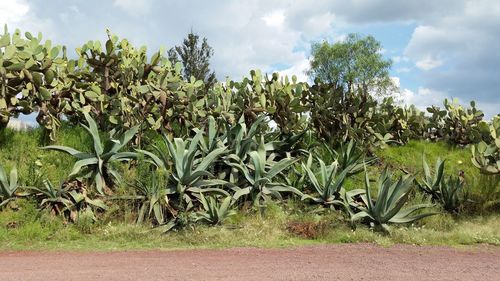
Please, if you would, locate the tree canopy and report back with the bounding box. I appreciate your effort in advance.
[168,32,217,89]
[307,33,395,95]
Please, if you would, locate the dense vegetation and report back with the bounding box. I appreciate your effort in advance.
[0,27,499,248]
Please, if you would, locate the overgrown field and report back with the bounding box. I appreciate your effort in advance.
[1,126,498,250]
[0,28,499,250]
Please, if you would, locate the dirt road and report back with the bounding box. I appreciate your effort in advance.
[0,244,499,281]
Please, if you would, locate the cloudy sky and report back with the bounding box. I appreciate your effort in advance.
[2,0,499,118]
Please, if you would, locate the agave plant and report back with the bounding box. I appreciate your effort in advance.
[224,114,267,160]
[193,114,267,161]
[66,180,107,221]
[301,154,348,206]
[418,154,445,199]
[133,170,168,225]
[43,113,139,194]
[227,137,302,205]
[0,165,19,207]
[194,192,236,225]
[195,115,224,154]
[282,162,308,192]
[27,179,73,216]
[351,168,437,232]
[330,140,377,175]
[439,176,468,213]
[27,179,106,220]
[139,130,229,208]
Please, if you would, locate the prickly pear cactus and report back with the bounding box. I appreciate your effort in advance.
[427,99,486,145]
[471,116,500,175]
[0,25,64,133]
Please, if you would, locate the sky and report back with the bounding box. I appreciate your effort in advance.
[1,0,499,118]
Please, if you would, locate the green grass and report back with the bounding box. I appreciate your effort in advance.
[0,200,498,251]
[376,140,500,213]
[0,129,498,250]
[0,125,91,185]
[376,140,475,184]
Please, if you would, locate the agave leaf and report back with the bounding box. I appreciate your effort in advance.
[267,158,296,179]
[385,176,413,212]
[108,151,137,162]
[199,192,209,210]
[390,210,438,224]
[83,112,103,155]
[249,151,263,180]
[137,204,147,224]
[364,166,373,210]
[8,167,17,192]
[381,191,411,222]
[351,210,372,222]
[266,183,303,197]
[158,219,177,233]
[0,198,15,208]
[303,162,324,196]
[85,198,107,210]
[69,190,84,203]
[136,149,165,169]
[318,159,329,188]
[107,168,123,187]
[435,159,445,186]
[232,186,251,201]
[326,168,348,199]
[196,146,227,172]
[69,158,98,177]
[94,173,105,194]
[110,125,139,153]
[190,179,228,188]
[152,203,164,224]
[247,115,266,137]
[422,154,431,183]
[374,173,396,218]
[188,186,231,197]
[167,137,185,178]
[184,132,203,173]
[220,196,233,212]
[0,166,8,192]
[183,170,213,185]
[208,116,217,148]
[41,145,90,159]
[225,155,254,183]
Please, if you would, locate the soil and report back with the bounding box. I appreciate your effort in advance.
[0,244,499,281]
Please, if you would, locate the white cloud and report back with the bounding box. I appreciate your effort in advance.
[398,86,450,111]
[404,0,500,106]
[415,56,443,70]
[396,67,411,73]
[397,86,499,119]
[392,56,409,63]
[113,0,153,15]
[392,77,445,110]
[2,0,499,118]
[0,0,55,39]
[262,10,285,28]
[298,11,336,36]
[0,0,29,24]
[277,56,310,82]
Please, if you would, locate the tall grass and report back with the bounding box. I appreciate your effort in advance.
[0,124,92,185]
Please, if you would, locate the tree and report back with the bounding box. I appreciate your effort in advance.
[307,33,395,96]
[168,32,217,90]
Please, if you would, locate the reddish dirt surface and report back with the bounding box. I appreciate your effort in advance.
[0,244,499,281]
